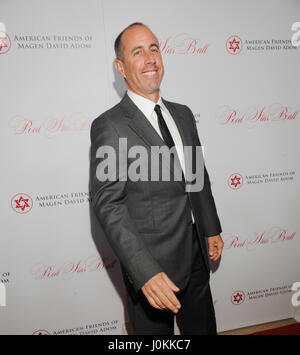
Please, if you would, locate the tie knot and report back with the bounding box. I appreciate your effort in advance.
[154,104,162,116]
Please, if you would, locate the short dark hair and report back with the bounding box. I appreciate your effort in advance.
[114,22,148,60]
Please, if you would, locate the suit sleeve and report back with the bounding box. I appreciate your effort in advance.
[90,116,164,292]
[185,106,222,238]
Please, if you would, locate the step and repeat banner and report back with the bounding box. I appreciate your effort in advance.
[1,0,299,334]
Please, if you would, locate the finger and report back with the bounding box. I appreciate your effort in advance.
[208,242,216,257]
[209,247,216,259]
[157,274,181,308]
[147,295,164,310]
[148,290,166,310]
[153,287,180,313]
[212,244,222,260]
[142,278,166,309]
[144,288,165,310]
[143,273,181,311]
[216,242,224,257]
[162,273,180,292]
[160,281,181,309]
[209,246,217,260]
[152,281,181,311]
[142,287,163,310]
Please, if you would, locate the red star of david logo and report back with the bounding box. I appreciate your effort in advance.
[33,330,50,335]
[11,193,33,214]
[229,38,240,53]
[0,32,11,54]
[233,292,243,303]
[231,291,245,305]
[231,175,241,188]
[0,36,8,51]
[228,173,243,190]
[15,196,30,211]
[226,35,243,55]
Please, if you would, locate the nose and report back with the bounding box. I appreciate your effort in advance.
[144,50,156,65]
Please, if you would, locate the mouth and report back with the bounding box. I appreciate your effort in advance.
[142,69,159,77]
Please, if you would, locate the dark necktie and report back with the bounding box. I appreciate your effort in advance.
[154,104,185,183]
[154,104,175,149]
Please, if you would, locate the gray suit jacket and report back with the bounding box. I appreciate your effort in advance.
[90,93,222,292]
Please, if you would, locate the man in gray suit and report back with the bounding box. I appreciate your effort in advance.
[90,22,224,335]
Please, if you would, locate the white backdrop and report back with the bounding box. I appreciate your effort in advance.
[1,0,299,334]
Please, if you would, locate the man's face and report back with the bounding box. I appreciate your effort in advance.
[114,25,164,101]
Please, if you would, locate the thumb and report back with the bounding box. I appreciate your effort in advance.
[208,241,215,257]
[162,273,180,292]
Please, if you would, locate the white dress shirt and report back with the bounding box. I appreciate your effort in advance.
[127,89,195,223]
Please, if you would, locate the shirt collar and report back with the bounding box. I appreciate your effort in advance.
[127,89,165,119]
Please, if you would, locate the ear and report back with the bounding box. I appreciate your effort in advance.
[114,59,126,79]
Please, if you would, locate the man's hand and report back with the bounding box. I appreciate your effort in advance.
[207,234,224,261]
[141,272,181,313]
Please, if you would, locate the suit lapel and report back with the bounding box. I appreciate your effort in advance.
[118,93,160,145]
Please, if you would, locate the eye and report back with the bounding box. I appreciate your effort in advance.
[134,50,142,56]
